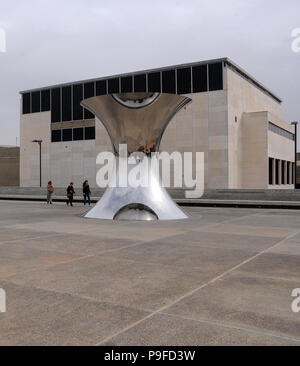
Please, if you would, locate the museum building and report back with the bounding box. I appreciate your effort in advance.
[20,58,296,189]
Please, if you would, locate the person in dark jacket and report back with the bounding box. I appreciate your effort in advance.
[47,181,54,205]
[66,182,75,207]
[82,180,91,206]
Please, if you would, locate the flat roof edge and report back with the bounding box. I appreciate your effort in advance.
[19,57,228,94]
[19,57,282,104]
[225,59,282,103]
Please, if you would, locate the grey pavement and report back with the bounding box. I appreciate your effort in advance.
[0,200,300,345]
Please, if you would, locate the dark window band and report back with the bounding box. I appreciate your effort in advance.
[51,126,95,142]
[23,62,225,118]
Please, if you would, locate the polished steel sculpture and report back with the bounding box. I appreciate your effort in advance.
[81,92,191,221]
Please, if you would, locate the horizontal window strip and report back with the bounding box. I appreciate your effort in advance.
[51,126,95,143]
[22,62,225,116]
[268,122,294,141]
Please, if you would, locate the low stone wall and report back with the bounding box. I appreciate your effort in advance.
[0,147,20,186]
[1,187,300,201]
[201,189,300,201]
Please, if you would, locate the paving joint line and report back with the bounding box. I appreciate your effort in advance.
[1,254,95,281]
[96,227,300,346]
[0,278,152,316]
[156,312,300,344]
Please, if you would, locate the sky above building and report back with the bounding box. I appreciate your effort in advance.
[0,0,299,147]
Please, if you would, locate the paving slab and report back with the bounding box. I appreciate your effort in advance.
[0,281,149,346]
[234,252,300,282]
[101,313,300,346]
[142,230,282,252]
[270,234,300,256]
[228,213,300,229]
[0,227,49,242]
[98,233,279,274]
[163,272,300,340]
[202,223,297,238]
[7,255,208,311]
[0,242,81,279]
[1,233,144,256]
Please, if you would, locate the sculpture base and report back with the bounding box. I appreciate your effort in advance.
[85,186,188,221]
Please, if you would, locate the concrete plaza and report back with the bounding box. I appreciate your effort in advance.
[0,200,300,345]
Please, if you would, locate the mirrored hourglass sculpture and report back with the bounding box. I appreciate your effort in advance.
[81,92,192,221]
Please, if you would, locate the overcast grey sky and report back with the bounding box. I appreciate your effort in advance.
[0,0,299,147]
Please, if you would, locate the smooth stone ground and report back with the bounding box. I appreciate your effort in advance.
[0,201,299,346]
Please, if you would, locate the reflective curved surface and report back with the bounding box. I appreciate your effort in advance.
[81,93,191,221]
[112,93,160,109]
[84,156,188,221]
[81,93,191,155]
[114,203,158,221]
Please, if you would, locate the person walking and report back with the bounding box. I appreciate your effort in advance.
[66,182,75,207]
[82,180,91,206]
[47,181,54,204]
